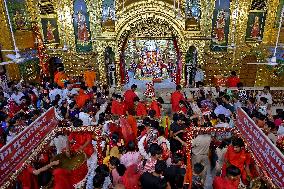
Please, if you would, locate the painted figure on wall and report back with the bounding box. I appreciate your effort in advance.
[215,10,226,43]
[210,0,230,52]
[77,11,89,42]
[46,21,55,42]
[250,16,260,39]
[245,12,266,42]
[41,18,60,44]
[7,0,31,31]
[14,10,26,30]
[73,0,92,52]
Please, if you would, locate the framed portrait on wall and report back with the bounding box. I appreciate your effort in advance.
[41,17,60,44]
[245,11,266,42]
[73,0,92,52]
[210,0,231,52]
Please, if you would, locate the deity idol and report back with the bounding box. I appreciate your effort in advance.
[251,16,260,39]
[215,10,226,43]
[46,21,55,42]
[77,11,89,42]
[14,10,25,30]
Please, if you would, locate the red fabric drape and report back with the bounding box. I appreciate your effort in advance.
[172,36,181,85]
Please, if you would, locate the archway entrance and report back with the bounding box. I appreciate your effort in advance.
[48,57,63,82]
[116,14,185,89]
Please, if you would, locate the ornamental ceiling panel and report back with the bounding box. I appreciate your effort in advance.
[39,0,55,15]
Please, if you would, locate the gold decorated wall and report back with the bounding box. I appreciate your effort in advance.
[0,0,283,86]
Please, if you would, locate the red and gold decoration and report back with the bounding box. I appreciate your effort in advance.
[0,0,283,85]
[33,23,49,77]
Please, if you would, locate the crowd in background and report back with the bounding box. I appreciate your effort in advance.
[0,68,283,189]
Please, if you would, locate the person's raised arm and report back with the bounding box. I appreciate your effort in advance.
[33,160,60,175]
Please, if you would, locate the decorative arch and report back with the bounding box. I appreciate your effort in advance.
[116,12,185,51]
[114,6,186,85]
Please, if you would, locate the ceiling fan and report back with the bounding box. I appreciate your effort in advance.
[247,5,284,66]
[0,0,27,65]
[46,44,69,52]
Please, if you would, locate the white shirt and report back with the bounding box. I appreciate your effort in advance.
[192,134,211,155]
[79,112,95,126]
[194,69,204,82]
[257,92,273,105]
[11,92,25,104]
[215,122,230,128]
[268,133,277,144]
[32,88,39,97]
[214,105,231,117]
[120,151,141,167]
[277,125,284,136]
[4,92,10,99]
[49,88,62,102]
[233,101,242,111]
[52,135,68,154]
[62,88,78,100]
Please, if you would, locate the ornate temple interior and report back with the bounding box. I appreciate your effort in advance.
[0,0,283,87]
[0,0,284,189]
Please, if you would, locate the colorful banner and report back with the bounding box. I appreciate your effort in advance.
[236,108,284,188]
[73,0,92,52]
[210,0,230,52]
[0,107,58,186]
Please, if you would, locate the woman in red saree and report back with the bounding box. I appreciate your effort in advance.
[67,132,94,158]
[127,109,138,139]
[120,117,135,145]
[121,164,141,189]
[18,160,60,189]
[53,168,74,189]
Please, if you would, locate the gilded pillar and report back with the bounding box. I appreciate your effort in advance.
[262,0,279,45]
[0,0,20,81]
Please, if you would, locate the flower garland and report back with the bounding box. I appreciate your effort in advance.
[157,136,170,151]
[138,135,150,159]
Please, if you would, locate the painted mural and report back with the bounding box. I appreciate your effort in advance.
[245,0,267,42]
[73,0,92,52]
[102,0,115,22]
[41,18,60,44]
[210,0,230,52]
[245,11,266,42]
[7,0,30,30]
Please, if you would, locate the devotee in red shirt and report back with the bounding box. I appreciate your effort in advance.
[123,84,138,112]
[135,97,147,117]
[75,88,90,109]
[53,168,74,189]
[111,94,120,115]
[67,131,94,157]
[113,95,126,116]
[171,85,185,112]
[227,71,240,87]
[177,100,187,114]
[222,138,251,183]
[150,97,164,118]
[213,165,241,189]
